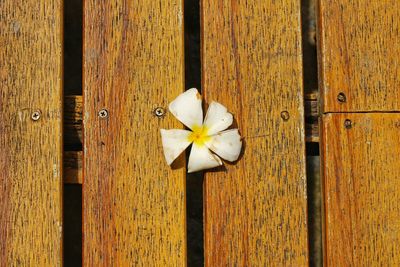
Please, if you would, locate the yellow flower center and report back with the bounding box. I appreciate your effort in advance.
[188,125,210,146]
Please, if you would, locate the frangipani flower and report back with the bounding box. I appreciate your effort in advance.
[160,88,242,173]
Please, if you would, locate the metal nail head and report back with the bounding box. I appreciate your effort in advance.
[154,107,166,118]
[280,111,290,121]
[344,119,352,129]
[31,110,41,121]
[98,109,108,119]
[337,92,347,103]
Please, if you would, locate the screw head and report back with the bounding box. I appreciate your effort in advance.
[344,119,352,129]
[31,110,41,121]
[337,92,347,103]
[280,111,290,121]
[154,107,166,118]
[98,108,108,119]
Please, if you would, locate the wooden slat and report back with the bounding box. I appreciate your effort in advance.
[202,0,309,265]
[64,95,82,147]
[306,122,319,143]
[62,95,319,184]
[83,1,186,265]
[321,113,400,266]
[305,95,319,143]
[61,95,318,184]
[64,151,82,184]
[305,98,318,117]
[0,0,63,265]
[318,0,400,112]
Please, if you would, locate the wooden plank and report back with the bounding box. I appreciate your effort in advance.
[61,95,317,184]
[61,94,318,184]
[321,113,400,266]
[318,0,400,112]
[202,0,309,265]
[61,95,318,184]
[83,1,186,265]
[0,0,63,265]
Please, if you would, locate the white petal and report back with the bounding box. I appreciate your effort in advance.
[187,143,222,173]
[160,129,192,165]
[205,129,242,162]
[203,101,233,135]
[169,88,203,130]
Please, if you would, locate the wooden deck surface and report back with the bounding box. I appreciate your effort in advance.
[318,0,400,265]
[321,114,400,266]
[318,0,400,112]
[83,0,187,265]
[0,0,63,265]
[202,0,309,265]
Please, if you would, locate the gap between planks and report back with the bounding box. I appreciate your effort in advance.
[64,94,319,184]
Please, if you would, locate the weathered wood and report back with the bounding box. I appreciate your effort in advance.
[321,113,400,266]
[202,0,309,265]
[65,97,315,147]
[61,94,317,183]
[83,1,186,265]
[0,0,63,265]
[62,95,318,185]
[318,0,400,112]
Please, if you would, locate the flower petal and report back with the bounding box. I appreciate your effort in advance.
[187,143,222,173]
[203,101,233,135]
[205,129,242,162]
[169,88,203,130]
[160,129,192,165]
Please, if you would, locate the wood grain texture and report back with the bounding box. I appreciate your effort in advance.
[321,113,400,266]
[83,1,186,265]
[318,0,400,112]
[202,0,309,265]
[61,95,318,184]
[0,0,63,266]
[61,96,318,185]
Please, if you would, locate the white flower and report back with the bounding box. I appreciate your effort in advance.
[160,88,242,173]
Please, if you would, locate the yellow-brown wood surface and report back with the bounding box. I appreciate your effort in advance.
[61,95,319,185]
[83,1,186,265]
[318,0,400,112]
[202,0,309,265]
[321,113,400,266]
[0,0,63,266]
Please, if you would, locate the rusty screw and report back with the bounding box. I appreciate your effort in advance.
[344,119,352,129]
[337,92,347,103]
[98,108,108,119]
[280,111,290,121]
[154,107,166,118]
[31,110,41,121]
